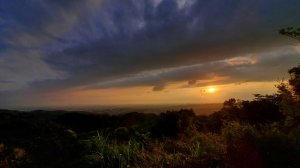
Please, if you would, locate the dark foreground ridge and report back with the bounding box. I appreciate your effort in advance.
[0,97,299,167]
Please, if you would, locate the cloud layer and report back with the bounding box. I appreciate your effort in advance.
[1,0,300,106]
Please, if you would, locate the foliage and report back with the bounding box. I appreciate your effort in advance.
[0,144,29,168]
[0,112,83,168]
[222,122,300,168]
[81,135,143,168]
[279,27,300,41]
[150,109,197,138]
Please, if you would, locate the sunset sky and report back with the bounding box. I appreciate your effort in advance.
[1,0,300,108]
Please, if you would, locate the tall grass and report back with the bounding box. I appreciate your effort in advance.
[80,131,228,168]
[81,133,143,168]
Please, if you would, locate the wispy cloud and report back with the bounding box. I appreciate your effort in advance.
[0,50,68,91]
[79,46,300,91]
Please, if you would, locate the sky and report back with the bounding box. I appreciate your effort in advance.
[0,0,300,108]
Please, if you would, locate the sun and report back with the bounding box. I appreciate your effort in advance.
[207,86,217,93]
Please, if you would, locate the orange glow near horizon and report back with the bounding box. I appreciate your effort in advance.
[21,81,278,108]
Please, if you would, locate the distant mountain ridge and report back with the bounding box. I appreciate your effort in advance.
[6,103,222,115]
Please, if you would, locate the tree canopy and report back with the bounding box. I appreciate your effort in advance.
[279,27,300,41]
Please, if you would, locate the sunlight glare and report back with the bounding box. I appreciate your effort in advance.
[207,86,216,93]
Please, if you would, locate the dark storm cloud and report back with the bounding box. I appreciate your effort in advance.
[1,0,300,106]
[35,0,300,90]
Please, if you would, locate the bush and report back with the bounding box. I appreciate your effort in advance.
[222,122,261,168]
[222,121,300,168]
[151,109,197,138]
[0,112,83,168]
[81,135,143,168]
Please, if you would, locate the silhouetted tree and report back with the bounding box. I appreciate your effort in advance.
[279,27,300,41]
[288,64,300,97]
[151,109,196,138]
[278,28,300,125]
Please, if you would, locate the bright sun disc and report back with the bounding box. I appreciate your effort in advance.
[207,87,216,93]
